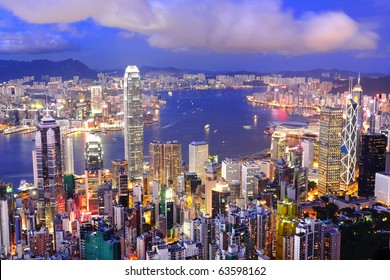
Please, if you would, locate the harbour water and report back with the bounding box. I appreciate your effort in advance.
[0,88,306,190]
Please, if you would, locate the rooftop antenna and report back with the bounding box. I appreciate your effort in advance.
[357,72,361,84]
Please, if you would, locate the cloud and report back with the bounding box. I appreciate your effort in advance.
[0,31,77,54]
[356,45,390,58]
[0,0,379,54]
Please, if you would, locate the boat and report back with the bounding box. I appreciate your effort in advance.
[214,129,218,133]
[254,114,258,120]
[3,125,30,135]
[143,111,158,125]
[168,91,173,97]
[204,124,210,130]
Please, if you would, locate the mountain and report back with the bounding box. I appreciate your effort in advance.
[331,75,390,96]
[0,59,97,82]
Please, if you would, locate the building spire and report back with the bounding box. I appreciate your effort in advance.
[358,72,360,84]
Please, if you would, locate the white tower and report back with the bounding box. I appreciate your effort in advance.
[124,66,144,181]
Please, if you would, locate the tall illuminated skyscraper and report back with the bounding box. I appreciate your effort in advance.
[163,141,182,189]
[189,141,208,182]
[124,66,143,181]
[352,74,364,130]
[149,141,164,185]
[301,139,314,170]
[340,97,358,190]
[318,107,343,195]
[64,138,74,174]
[35,113,64,230]
[0,200,10,256]
[85,134,103,214]
[91,86,103,114]
[271,132,286,161]
[150,140,182,189]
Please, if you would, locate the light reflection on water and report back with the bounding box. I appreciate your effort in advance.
[0,88,307,190]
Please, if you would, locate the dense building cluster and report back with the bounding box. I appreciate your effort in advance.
[1,67,390,261]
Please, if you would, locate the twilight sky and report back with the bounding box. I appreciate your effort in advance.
[0,0,390,73]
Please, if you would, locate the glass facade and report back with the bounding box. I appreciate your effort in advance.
[123,66,144,181]
[318,107,343,195]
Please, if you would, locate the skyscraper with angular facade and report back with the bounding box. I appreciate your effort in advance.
[35,113,64,231]
[124,66,143,181]
[318,107,343,195]
[340,97,358,191]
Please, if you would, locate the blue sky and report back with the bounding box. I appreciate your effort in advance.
[0,0,390,73]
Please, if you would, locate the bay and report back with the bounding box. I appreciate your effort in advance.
[0,88,305,191]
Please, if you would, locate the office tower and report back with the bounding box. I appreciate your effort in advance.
[113,204,124,231]
[271,132,286,161]
[358,133,387,197]
[85,134,103,214]
[189,141,208,182]
[150,140,182,189]
[149,141,164,185]
[64,138,74,175]
[318,107,343,195]
[91,86,103,114]
[163,141,182,189]
[352,74,364,130]
[256,206,273,259]
[260,160,274,180]
[241,161,260,201]
[111,159,128,207]
[340,97,358,190]
[293,217,322,260]
[221,158,240,181]
[98,184,113,216]
[0,200,10,256]
[211,180,230,217]
[35,112,64,230]
[375,172,390,206]
[123,66,144,181]
[301,139,314,170]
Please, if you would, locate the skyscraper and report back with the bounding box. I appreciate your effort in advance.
[124,66,143,181]
[85,134,103,214]
[163,141,182,189]
[35,113,64,230]
[64,138,74,175]
[189,141,208,182]
[301,139,314,170]
[91,86,103,114]
[271,132,286,161]
[340,97,358,190]
[352,74,364,130]
[318,107,343,195]
[0,200,10,256]
[150,141,182,189]
[358,133,387,197]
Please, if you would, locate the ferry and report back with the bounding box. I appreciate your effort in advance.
[3,125,30,135]
[143,111,158,125]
